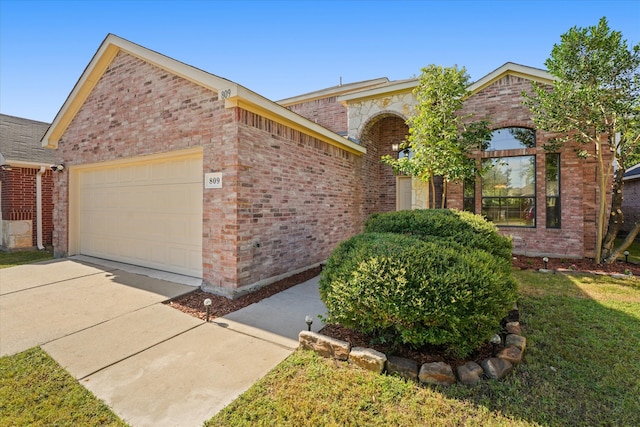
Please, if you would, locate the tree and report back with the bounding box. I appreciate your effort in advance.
[523,17,640,263]
[382,65,491,208]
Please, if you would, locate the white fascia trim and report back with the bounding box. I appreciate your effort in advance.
[277,78,390,106]
[2,160,53,169]
[225,86,366,155]
[337,79,419,104]
[113,35,237,95]
[41,34,239,149]
[623,163,640,181]
[468,63,554,93]
[41,34,364,155]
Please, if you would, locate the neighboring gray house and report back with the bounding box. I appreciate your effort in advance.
[0,114,55,250]
[622,163,640,235]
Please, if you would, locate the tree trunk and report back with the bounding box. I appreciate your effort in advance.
[602,167,626,263]
[430,171,436,208]
[441,179,447,209]
[594,140,607,263]
[603,221,640,264]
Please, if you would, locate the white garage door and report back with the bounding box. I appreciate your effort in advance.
[77,153,203,278]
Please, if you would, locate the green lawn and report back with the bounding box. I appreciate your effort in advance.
[0,348,128,427]
[0,249,53,269]
[1,270,638,426]
[207,270,640,427]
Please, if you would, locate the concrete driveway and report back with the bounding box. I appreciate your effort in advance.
[0,257,326,427]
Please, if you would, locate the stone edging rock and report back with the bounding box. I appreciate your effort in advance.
[299,309,526,386]
[538,268,635,280]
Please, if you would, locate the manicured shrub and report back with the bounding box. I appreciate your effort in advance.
[364,209,512,261]
[319,232,517,358]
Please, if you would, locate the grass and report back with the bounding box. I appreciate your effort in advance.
[1,269,638,426]
[207,270,640,427]
[616,235,640,264]
[0,347,128,427]
[0,249,53,269]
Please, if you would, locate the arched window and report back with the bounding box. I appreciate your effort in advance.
[486,127,536,151]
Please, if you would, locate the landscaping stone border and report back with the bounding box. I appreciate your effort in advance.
[299,307,526,386]
[538,267,636,280]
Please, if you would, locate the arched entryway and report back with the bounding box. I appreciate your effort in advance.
[358,112,412,215]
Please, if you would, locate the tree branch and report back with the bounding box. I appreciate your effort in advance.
[604,221,640,264]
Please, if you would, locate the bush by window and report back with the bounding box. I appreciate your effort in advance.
[319,231,517,358]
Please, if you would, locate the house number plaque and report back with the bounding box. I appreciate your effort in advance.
[204,172,222,189]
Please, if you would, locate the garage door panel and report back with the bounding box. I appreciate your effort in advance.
[78,154,203,278]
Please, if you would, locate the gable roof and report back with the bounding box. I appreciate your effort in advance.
[41,34,365,155]
[624,163,640,181]
[467,62,554,93]
[0,113,53,166]
[337,62,554,105]
[277,77,390,106]
[337,77,419,104]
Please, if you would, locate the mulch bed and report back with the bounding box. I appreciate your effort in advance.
[166,255,637,366]
[164,266,322,321]
[511,255,640,276]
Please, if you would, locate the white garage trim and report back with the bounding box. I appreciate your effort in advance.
[69,148,203,278]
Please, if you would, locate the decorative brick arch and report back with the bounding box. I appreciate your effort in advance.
[357,111,410,215]
[345,91,416,142]
[357,110,409,142]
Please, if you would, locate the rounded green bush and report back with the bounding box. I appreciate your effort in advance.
[319,232,517,358]
[364,209,512,261]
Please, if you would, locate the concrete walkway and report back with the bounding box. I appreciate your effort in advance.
[0,257,327,427]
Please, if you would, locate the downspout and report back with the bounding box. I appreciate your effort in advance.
[36,166,46,250]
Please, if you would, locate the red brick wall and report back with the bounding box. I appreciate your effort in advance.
[285,96,348,134]
[0,167,54,246]
[53,50,366,292]
[233,110,360,286]
[358,114,408,216]
[457,75,601,258]
[54,51,233,286]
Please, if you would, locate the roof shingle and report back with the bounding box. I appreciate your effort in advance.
[0,114,53,164]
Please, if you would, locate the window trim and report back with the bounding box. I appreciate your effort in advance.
[463,177,476,213]
[545,153,561,229]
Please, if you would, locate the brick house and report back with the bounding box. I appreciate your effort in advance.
[621,163,640,234]
[42,35,608,295]
[0,114,55,250]
[302,63,603,259]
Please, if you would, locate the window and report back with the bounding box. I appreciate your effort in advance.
[546,153,561,228]
[463,177,475,213]
[486,127,536,151]
[481,156,536,227]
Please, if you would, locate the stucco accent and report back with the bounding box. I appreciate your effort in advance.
[347,93,415,140]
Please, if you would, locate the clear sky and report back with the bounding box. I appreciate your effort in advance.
[1,0,639,123]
